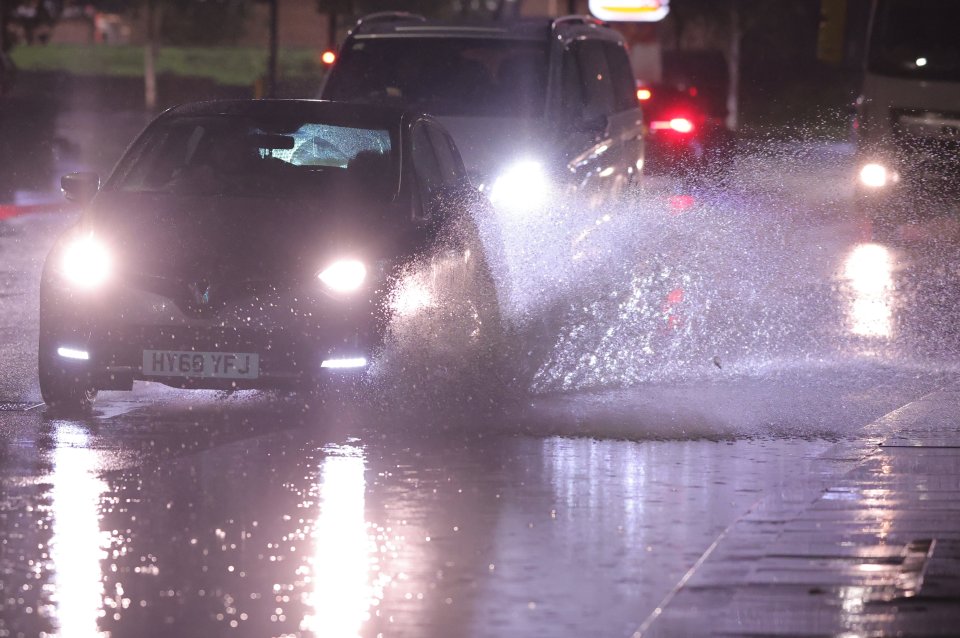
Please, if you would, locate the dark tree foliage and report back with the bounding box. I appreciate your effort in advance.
[159,0,248,46]
[2,0,64,50]
[670,0,820,67]
[2,0,250,49]
[315,0,510,25]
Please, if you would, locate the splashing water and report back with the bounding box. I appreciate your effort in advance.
[368,138,960,416]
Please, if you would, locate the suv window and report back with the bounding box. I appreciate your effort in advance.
[603,42,638,113]
[324,38,550,117]
[564,40,616,122]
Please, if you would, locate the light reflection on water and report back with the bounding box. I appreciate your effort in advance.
[302,444,380,637]
[48,424,108,638]
[843,243,895,339]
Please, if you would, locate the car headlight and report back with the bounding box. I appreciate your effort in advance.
[489,160,550,215]
[318,259,367,293]
[859,162,894,189]
[60,234,112,288]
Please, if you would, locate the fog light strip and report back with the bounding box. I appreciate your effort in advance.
[321,357,367,369]
[57,347,90,360]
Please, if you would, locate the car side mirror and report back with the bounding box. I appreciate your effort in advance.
[61,172,100,204]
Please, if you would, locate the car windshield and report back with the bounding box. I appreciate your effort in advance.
[868,0,960,82]
[323,37,549,117]
[109,115,398,200]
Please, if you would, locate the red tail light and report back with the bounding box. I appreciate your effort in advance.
[321,50,336,65]
[637,88,653,102]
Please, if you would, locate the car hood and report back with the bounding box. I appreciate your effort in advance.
[83,191,410,284]
[436,116,555,183]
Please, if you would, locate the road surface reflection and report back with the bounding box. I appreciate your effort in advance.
[48,424,108,638]
[844,243,895,339]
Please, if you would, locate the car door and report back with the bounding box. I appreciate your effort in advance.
[602,40,645,188]
[558,39,621,206]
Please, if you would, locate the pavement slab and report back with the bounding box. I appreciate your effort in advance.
[639,385,960,637]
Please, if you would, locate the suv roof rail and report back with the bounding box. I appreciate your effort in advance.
[551,15,606,30]
[354,11,428,32]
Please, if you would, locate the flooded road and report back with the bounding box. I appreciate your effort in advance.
[3,130,959,635]
[1,374,947,638]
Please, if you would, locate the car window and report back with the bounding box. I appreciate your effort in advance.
[569,40,616,120]
[560,46,585,125]
[603,42,639,113]
[324,37,549,117]
[111,116,397,200]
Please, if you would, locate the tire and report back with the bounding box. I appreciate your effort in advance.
[38,334,97,414]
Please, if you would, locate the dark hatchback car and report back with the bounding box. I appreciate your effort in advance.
[39,100,497,412]
[321,13,644,214]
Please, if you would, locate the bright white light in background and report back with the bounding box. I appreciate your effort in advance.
[319,259,367,293]
[589,0,670,22]
[916,57,928,67]
[302,447,377,637]
[668,117,694,133]
[844,243,894,338]
[489,161,550,215]
[49,425,108,638]
[57,346,90,360]
[859,163,890,188]
[321,357,368,369]
[61,234,111,288]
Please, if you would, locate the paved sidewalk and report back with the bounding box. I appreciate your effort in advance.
[638,384,960,637]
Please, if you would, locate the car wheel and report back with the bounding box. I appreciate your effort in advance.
[38,333,97,414]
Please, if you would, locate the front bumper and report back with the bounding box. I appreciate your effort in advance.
[42,277,385,391]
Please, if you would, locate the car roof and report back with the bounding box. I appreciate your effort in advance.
[163,99,428,131]
[347,13,623,46]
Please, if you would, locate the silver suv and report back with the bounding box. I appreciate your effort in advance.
[321,13,644,214]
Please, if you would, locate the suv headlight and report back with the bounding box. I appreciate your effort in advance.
[859,162,897,189]
[489,160,550,215]
[318,259,367,293]
[60,234,112,288]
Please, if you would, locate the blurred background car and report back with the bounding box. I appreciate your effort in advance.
[321,13,645,215]
[637,50,733,177]
[638,80,731,176]
[851,0,960,225]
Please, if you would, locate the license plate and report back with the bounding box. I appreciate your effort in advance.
[142,350,260,379]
